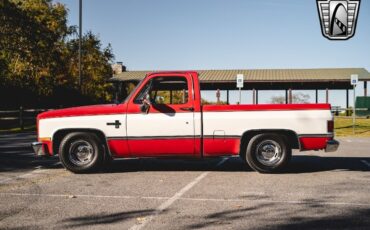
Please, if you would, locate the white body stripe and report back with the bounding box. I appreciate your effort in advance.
[126,113,196,137]
[38,110,331,140]
[202,110,332,136]
[38,115,126,138]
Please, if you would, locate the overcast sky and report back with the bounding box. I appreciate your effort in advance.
[56,0,370,107]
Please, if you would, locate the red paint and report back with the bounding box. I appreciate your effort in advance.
[203,104,331,112]
[127,138,196,157]
[203,138,240,157]
[38,104,125,119]
[126,72,199,114]
[299,137,331,150]
[107,139,130,157]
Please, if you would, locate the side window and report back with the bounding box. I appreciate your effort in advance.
[134,77,189,105]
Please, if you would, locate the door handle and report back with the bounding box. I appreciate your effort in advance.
[180,107,194,112]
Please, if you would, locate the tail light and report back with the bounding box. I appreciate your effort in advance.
[327,120,334,133]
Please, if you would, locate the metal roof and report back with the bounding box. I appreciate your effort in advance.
[110,68,370,83]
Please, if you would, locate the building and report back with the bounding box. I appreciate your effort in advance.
[109,67,370,114]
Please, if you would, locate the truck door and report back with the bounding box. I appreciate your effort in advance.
[126,74,196,157]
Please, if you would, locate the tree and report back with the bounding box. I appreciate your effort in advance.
[270,92,311,104]
[0,0,70,95]
[0,0,115,108]
[270,95,286,104]
[65,32,114,102]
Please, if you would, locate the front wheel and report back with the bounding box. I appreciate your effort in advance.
[59,132,104,173]
[245,133,291,173]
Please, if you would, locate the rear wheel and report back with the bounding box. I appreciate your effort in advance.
[59,132,104,173]
[244,133,291,173]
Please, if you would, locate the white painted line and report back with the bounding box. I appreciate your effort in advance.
[129,172,209,230]
[346,139,352,143]
[0,168,49,184]
[128,157,229,230]
[1,192,369,207]
[361,160,370,168]
[0,192,168,200]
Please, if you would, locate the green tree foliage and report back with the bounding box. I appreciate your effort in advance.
[0,0,114,108]
[270,92,311,104]
[65,32,114,101]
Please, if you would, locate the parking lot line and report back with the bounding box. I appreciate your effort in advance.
[1,190,369,207]
[0,168,49,184]
[361,160,370,168]
[128,157,229,230]
[0,192,168,200]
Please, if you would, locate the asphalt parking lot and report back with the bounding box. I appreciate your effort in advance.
[0,133,369,230]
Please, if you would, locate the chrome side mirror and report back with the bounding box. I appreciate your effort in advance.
[140,94,151,114]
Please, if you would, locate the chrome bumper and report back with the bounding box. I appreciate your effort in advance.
[325,139,339,152]
[31,142,48,156]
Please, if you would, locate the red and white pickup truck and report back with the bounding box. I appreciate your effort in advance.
[32,71,339,173]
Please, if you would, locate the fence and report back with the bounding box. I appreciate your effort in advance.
[0,107,50,131]
[331,106,369,117]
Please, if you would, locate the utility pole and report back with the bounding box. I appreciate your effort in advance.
[351,74,358,134]
[79,0,82,91]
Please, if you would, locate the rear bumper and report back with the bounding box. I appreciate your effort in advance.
[31,142,48,156]
[325,139,339,152]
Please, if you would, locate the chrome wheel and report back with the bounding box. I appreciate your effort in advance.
[68,140,95,166]
[256,140,282,166]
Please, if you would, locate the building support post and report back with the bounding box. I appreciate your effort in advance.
[288,88,292,104]
[364,81,368,97]
[326,88,329,104]
[285,90,288,104]
[226,90,229,105]
[253,89,256,105]
[346,89,349,116]
[315,89,318,104]
[256,90,259,104]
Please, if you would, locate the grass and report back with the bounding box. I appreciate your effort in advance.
[335,117,370,137]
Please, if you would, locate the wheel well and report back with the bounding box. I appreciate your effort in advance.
[239,129,300,156]
[52,129,108,155]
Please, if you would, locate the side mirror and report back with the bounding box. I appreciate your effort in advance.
[140,94,151,114]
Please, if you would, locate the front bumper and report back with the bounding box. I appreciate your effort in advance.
[31,142,48,156]
[325,139,339,152]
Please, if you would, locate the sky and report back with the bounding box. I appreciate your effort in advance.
[55,0,370,107]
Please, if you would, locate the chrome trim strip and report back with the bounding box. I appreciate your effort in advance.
[107,135,241,140]
[298,133,333,138]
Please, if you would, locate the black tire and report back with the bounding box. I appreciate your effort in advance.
[244,133,291,173]
[58,132,104,173]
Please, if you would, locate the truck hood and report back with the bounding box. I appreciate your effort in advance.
[37,104,126,119]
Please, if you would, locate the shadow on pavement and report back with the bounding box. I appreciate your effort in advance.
[287,156,370,174]
[100,155,370,174]
[61,209,155,228]
[1,140,369,174]
[185,200,370,230]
